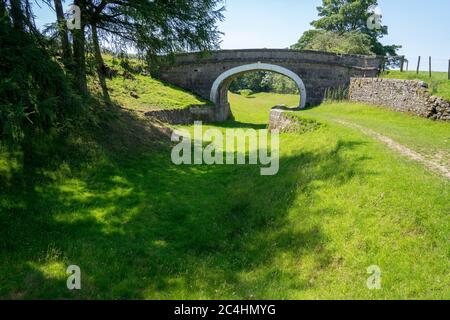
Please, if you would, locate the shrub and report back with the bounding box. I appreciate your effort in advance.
[238,89,254,97]
[0,9,82,145]
[292,30,375,56]
[324,86,349,102]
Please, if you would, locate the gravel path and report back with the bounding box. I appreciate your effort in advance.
[335,119,450,180]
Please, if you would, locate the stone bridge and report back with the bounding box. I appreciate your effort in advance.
[158,49,383,121]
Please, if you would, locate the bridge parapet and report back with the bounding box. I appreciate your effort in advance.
[161,49,382,70]
[158,49,383,121]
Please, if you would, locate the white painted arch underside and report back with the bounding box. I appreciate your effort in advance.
[210,62,307,109]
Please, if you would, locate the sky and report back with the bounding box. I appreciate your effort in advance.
[33,0,450,71]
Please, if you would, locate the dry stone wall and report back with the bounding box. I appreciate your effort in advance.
[269,106,322,133]
[268,108,301,132]
[144,104,231,124]
[349,78,450,120]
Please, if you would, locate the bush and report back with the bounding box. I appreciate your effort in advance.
[262,73,299,94]
[292,30,375,55]
[238,89,254,97]
[0,9,82,145]
[230,72,299,95]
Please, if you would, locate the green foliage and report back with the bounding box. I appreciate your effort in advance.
[291,29,324,50]
[88,0,225,56]
[292,30,374,55]
[237,89,254,97]
[0,4,81,144]
[278,112,323,134]
[263,73,300,94]
[229,71,269,93]
[312,0,383,35]
[229,72,299,95]
[324,86,349,102]
[293,0,400,57]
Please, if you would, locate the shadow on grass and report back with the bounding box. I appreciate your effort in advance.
[0,110,370,299]
[211,120,267,130]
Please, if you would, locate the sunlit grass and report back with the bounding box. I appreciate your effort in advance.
[103,55,211,111]
[107,75,211,111]
[300,101,450,166]
[0,92,448,299]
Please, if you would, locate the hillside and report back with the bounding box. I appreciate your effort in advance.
[103,56,211,111]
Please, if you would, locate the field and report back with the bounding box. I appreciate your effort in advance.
[0,87,449,299]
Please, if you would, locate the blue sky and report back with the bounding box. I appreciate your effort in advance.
[33,0,450,71]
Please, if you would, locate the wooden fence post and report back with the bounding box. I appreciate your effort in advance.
[448,60,450,80]
[400,56,405,72]
[416,56,421,74]
[429,56,432,78]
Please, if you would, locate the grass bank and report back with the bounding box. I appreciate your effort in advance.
[104,56,211,111]
[300,101,450,167]
[0,91,448,299]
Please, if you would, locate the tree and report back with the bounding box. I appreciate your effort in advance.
[72,0,88,96]
[9,0,24,30]
[292,30,374,55]
[312,0,381,33]
[291,30,325,51]
[229,71,269,93]
[53,0,72,68]
[74,0,225,104]
[293,0,400,57]
[0,0,81,175]
[262,73,299,94]
[229,72,299,95]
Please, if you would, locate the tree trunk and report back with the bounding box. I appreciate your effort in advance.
[9,0,24,30]
[91,22,111,105]
[0,0,7,18]
[72,0,87,96]
[54,0,72,68]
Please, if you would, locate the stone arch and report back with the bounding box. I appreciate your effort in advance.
[210,63,307,110]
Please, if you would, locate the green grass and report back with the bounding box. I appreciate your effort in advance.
[104,55,210,111]
[0,91,448,299]
[300,101,450,166]
[107,75,211,111]
[381,70,450,100]
[228,92,300,123]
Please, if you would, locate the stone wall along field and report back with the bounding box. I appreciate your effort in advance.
[349,78,450,120]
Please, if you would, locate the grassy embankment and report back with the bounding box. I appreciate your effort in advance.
[104,55,211,111]
[0,75,448,299]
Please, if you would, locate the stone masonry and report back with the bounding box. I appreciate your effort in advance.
[349,78,450,120]
[268,106,322,133]
[158,49,383,121]
[268,107,300,132]
[144,104,230,125]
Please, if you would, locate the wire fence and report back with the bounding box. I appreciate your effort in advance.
[383,55,450,79]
